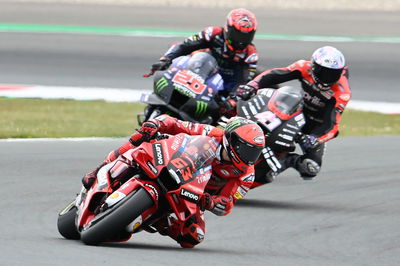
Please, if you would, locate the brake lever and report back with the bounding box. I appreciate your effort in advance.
[143,69,156,78]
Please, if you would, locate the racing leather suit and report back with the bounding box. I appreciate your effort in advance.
[247,60,351,178]
[102,114,255,247]
[160,26,258,94]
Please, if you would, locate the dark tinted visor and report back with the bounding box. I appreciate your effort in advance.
[226,26,255,50]
[187,52,218,79]
[313,64,343,85]
[231,132,263,165]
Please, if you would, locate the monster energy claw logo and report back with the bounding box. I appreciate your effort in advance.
[195,101,208,117]
[225,120,242,131]
[155,77,168,93]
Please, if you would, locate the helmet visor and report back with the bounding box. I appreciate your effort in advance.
[230,132,263,165]
[225,26,255,50]
[313,64,343,85]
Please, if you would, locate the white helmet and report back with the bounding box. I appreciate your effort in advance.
[311,46,346,89]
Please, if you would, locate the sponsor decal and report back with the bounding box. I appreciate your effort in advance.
[171,134,184,150]
[339,94,351,102]
[152,143,165,166]
[234,192,244,200]
[144,183,159,200]
[234,186,248,200]
[220,169,230,176]
[253,135,265,144]
[180,188,200,203]
[182,121,193,130]
[304,91,325,108]
[146,161,158,175]
[195,101,208,117]
[202,125,212,136]
[155,77,168,93]
[242,173,255,183]
[197,172,211,184]
[110,192,120,199]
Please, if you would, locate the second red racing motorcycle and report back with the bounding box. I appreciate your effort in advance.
[57,133,218,246]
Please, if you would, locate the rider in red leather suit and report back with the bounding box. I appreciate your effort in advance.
[82,114,265,248]
[236,46,351,180]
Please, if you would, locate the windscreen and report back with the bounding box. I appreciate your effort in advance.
[187,52,218,80]
[269,86,304,119]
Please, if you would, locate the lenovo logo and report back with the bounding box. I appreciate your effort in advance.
[153,143,164,166]
[180,188,200,203]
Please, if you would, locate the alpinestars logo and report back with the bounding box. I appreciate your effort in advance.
[153,143,164,166]
[180,188,200,203]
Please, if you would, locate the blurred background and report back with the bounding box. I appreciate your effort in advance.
[0,0,399,102]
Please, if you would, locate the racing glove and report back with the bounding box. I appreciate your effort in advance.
[235,84,257,100]
[218,98,237,115]
[151,57,172,72]
[298,134,320,150]
[130,120,160,146]
[199,193,234,216]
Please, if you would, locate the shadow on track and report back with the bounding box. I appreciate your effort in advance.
[235,199,347,212]
[100,242,253,255]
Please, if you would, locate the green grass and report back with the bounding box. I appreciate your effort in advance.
[1,98,399,138]
[340,110,400,136]
[0,98,143,138]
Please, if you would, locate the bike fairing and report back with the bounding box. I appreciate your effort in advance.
[141,53,224,124]
[60,132,219,247]
[59,115,262,248]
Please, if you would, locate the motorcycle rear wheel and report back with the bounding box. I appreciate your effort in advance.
[80,188,154,245]
[57,200,80,240]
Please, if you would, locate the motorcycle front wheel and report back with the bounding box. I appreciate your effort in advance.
[57,200,80,240]
[80,188,154,245]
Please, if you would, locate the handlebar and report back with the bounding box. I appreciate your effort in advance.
[143,69,156,78]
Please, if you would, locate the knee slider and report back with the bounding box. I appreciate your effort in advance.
[296,158,320,180]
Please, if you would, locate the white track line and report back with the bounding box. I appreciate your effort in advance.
[1,84,399,114]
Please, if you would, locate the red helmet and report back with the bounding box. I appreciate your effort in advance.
[224,8,257,52]
[223,117,265,171]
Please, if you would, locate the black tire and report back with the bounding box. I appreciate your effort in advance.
[57,200,80,240]
[80,188,154,245]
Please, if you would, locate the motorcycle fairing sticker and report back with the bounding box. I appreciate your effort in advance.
[172,70,207,95]
[180,188,200,203]
[152,143,165,166]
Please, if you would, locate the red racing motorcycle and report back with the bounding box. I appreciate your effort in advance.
[57,133,218,245]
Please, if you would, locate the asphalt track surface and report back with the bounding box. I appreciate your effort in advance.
[1,136,400,266]
[1,3,400,266]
